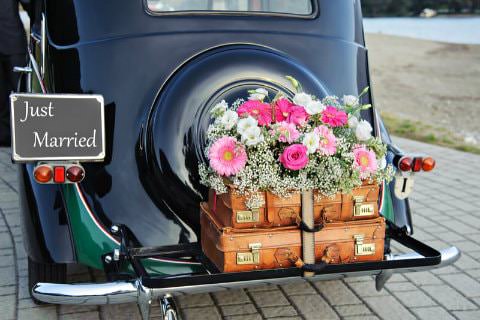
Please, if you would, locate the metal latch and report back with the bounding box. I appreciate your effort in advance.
[236,208,260,223]
[354,235,376,256]
[237,243,262,265]
[353,196,375,217]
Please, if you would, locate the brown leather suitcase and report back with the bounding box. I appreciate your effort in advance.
[200,202,385,273]
[208,183,379,229]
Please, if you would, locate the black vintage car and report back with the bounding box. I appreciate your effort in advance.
[11,0,459,319]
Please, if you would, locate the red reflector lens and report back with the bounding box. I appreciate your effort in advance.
[398,157,412,171]
[422,157,436,172]
[66,166,85,183]
[412,157,423,172]
[53,166,66,183]
[34,165,52,183]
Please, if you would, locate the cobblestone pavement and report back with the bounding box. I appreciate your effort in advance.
[0,137,479,320]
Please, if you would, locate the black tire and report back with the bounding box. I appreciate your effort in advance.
[28,257,67,304]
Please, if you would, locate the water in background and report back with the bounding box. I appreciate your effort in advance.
[363,17,480,45]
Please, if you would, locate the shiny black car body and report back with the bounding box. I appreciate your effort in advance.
[15,1,458,318]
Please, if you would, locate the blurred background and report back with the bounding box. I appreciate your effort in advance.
[361,0,480,154]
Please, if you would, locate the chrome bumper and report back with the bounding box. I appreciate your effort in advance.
[32,246,460,319]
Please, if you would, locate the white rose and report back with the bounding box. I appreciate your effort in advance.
[237,116,258,135]
[378,157,387,170]
[343,95,359,107]
[348,116,359,128]
[302,132,320,154]
[210,100,228,117]
[293,92,312,107]
[304,100,325,115]
[220,110,238,130]
[241,126,264,146]
[248,88,269,101]
[355,120,373,141]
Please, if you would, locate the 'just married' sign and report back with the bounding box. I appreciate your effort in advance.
[10,94,105,162]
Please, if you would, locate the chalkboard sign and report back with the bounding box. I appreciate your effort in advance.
[10,94,105,162]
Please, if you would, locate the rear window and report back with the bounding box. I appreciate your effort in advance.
[146,0,314,16]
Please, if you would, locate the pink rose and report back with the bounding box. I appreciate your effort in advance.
[279,144,309,171]
[237,100,272,126]
[321,106,348,127]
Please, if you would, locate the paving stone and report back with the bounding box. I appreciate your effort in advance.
[0,254,14,267]
[180,306,222,320]
[100,303,140,320]
[176,293,214,308]
[247,284,278,292]
[335,304,372,317]
[347,281,388,297]
[411,306,456,320]
[0,284,15,296]
[58,305,99,315]
[261,305,298,318]
[0,294,15,320]
[313,280,361,306]
[281,280,316,295]
[453,310,480,320]
[454,254,480,270]
[249,289,289,308]
[220,303,257,317]
[421,285,477,310]
[384,282,417,292]
[440,274,480,298]
[0,233,12,249]
[451,241,480,253]
[363,296,416,320]
[290,294,339,320]
[392,290,437,307]
[213,290,251,306]
[224,314,261,320]
[58,311,100,320]
[17,306,57,320]
[0,266,15,286]
[404,271,443,285]
[343,316,379,320]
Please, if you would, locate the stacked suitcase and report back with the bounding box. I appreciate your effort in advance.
[201,183,386,273]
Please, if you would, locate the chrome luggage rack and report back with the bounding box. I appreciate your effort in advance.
[33,223,460,320]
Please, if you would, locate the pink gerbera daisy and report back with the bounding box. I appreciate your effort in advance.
[353,145,377,178]
[321,106,348,127]
[314,125,337,155]
[271,122,301,143]
[237,100,272,126]
[209,137,247,176]
[274,98,309,126]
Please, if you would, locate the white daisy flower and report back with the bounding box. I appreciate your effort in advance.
[220,110,238,130]
[304,100,325,115]
[241,126,264,146]
[302,131,320,154]
[237,116,258,135]
[248,88,269,101]
[343,95,359,107]
[210,100,228,117]
[355,120,373,141]
[293,92,312,107]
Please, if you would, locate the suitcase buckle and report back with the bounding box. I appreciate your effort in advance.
[354,234,376,256]
[353,196,375,217]
[236,208,260,223]
[237,243,262,265]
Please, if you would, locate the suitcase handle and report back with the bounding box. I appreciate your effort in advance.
[301,261,328,273]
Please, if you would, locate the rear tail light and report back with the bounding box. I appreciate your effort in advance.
[412,157,423,172]
[66,165,85,183]
[33,163,84,184]
[422,157,436,172]
[54,166,66,183]
[34,165,53,183]
[398,157,412,172]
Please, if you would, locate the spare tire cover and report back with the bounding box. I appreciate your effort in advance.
[144,44,329,236]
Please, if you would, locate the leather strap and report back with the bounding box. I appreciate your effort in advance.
[212,191,217,213]
[299,221,324,233]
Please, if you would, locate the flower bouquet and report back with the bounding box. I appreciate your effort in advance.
[199,77,393,216]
